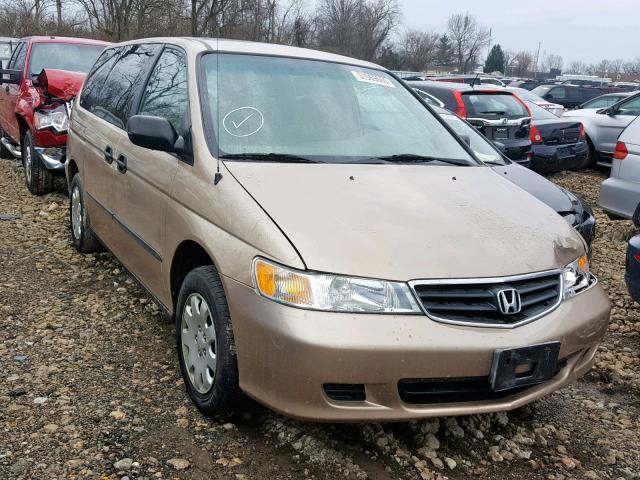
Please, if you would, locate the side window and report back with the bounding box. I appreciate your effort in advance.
[9,42,26,71]
[80,47,123,113]
[91,44,160,129]
[549,87,566,100]
[618,96,640,116]
[138,47,188,133]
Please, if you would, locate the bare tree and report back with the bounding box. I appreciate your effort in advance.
[400,29,438,72]
[446,12,490,73]
[540,52,563,73]
[503,49,515,76]
[513,51,533,77]
[566,60,587,75]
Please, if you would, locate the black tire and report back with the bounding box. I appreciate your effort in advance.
[579,137,596,170]
[0,127,12,159]
[69,173,102,253]
[176,266,239,416]
[22,130,53,195]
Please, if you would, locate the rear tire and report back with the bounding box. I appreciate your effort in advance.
[176,266,239,416]
[579,137,596,170]
[69,173,102,253]
[22,130,53,195]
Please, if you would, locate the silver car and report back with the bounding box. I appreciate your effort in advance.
[506,86,564,116]
[563,92,640,167]
[599,115,640,219]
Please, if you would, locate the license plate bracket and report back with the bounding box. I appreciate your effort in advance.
[489,342,561,392]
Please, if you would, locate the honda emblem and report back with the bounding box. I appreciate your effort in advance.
[497,288,522,315]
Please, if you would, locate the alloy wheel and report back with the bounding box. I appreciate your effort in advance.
[181,293,217,394]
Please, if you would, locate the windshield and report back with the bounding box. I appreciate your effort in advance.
[507,88,538,102]
[527,101,559,120]
[439,113,505,165]
[29,43,104,76]
[200,54,476,165]
[461,92,529,120]
[531,85,552,96]
[582,95,624,109]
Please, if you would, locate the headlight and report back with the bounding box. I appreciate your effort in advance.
[34,104,69,133]
[252,258,421,313]
[563,255,590,298]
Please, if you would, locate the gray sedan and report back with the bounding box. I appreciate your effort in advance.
[599,115,640,219]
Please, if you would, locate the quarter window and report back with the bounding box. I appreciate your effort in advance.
[138,47,188,133]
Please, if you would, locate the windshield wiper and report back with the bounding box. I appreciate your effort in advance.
[220,153,319,163]
[374,154,472,166]
[480,111,506,115]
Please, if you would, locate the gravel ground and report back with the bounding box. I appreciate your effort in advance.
[1,158,639,480]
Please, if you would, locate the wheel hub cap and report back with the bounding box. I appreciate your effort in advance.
[181,293,217,394]
[71,186,82,240]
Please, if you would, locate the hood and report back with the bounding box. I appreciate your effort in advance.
[562,108,600,118]
[491,162,575,213]
[226,162,585,281]
[35,68,86,101]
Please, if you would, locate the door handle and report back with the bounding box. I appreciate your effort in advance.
[115,154,127,174]
[104,146,113,164]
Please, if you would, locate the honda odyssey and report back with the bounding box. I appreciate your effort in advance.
[66,38,611,421]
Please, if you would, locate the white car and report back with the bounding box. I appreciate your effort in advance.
[563,92,640,167]
[506,87,564,116]
[599,115,640,219]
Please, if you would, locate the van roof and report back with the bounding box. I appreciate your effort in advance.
[111,37,384,70]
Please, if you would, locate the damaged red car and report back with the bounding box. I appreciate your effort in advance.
[0,36,109,194]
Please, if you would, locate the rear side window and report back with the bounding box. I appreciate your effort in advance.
[138,47,188,134]
[84,44,160,129]
[461,93,529,120]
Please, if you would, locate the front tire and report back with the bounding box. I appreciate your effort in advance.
[176,266,239,416]
[69,173,102,253]
[0,127,13,159]
[22,130,53,195]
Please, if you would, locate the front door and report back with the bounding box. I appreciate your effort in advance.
[0,41,26,142]
[112,46,189,298]
[596,95,640,155]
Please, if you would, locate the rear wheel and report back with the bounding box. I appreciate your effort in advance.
[176,266,239,416]
[22,130,52,195]
[69,173,102,253]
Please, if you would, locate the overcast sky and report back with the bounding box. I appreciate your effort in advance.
[398,0,639,65]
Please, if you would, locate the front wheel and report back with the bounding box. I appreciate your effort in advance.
[176,266,239,416]
[22,130,53,195]
[69,173,102,253]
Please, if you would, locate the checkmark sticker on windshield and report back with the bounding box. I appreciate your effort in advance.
[232,113,255,129]
[222,106,265,138]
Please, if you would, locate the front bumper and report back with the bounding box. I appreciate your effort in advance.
[225,276,610,422]
[530,141,588,173]
[34,146,66,171]
[599,176,640,219]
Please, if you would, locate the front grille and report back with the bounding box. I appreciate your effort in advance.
[410,271,562,327]
[398,359,566,404]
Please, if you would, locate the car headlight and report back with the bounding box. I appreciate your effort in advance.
[34,104,69,133]
[252,258,421,313]
[563,255,590,298]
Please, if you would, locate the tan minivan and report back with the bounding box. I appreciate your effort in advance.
[66,38,611,421]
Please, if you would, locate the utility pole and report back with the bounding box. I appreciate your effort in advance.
[534,41,541,78]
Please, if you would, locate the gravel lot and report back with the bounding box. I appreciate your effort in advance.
[1,157,639,480]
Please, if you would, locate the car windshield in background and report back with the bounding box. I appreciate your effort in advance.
[582,95,627,109]
[439,113,506,166]
[527,101,560,120]
[531,85,552,96]
[462,93,529,120]
[200,54,477,165]
[0,43,12,59]
[29,43,104,76]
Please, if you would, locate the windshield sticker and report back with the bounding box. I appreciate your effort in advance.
[351,71,395,88]
[222,106,265,137]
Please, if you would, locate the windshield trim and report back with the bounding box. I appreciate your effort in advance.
[196,51,482,167]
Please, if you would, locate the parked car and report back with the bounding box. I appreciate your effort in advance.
[576,92,634,110]
[433,75,506,87]
[599,115,640,218]
[67,38,609,422]
[0,37,18,68]
[506,86,564,116]
[626,234,640,303]
[610,82,639,92]
[0,36,109,194]
[531,85,608,109]
[508,79,548,90]
[433,104,596,249]
[407,80,532,165]
[412,88,445,107]
[525,101,589,171]
[564,91,640,167]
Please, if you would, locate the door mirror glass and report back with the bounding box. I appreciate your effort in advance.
[127,115,178,152]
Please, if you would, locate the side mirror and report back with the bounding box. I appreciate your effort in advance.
[127,115,179,152]
[0,68,21,85]
[493,141,507,153]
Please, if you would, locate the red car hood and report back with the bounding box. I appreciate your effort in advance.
[35,69,86,101]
